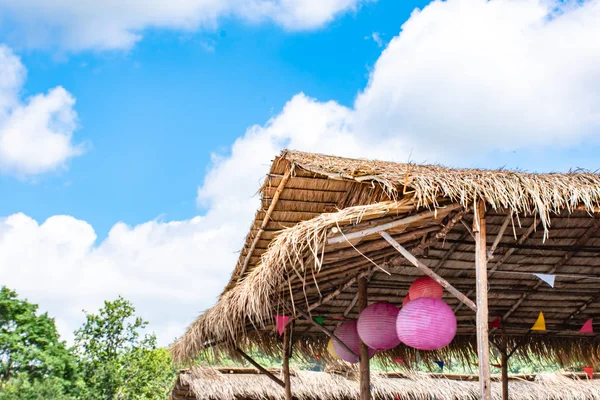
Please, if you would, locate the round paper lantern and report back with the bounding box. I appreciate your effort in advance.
[327,338,340,359]
[409,277,443,299]
[396,297,456,351]
[402,294,411,307]
[357,302,401,350]
[332,320,376,363]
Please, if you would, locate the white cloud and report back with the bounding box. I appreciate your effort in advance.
[0,0,368,51]
[0,45,82,176]
[3,0,600,347]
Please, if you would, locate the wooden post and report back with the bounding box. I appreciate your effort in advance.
[282,324,292,400]
[358,276,370,400]
[501,351,509,400]
[474,200,491,399]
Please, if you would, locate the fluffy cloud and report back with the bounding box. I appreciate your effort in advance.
[0,45,82,176]
[0,0,367,51]
[3,0,600,346]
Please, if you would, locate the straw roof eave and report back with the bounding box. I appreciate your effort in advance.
[172,368,600,400]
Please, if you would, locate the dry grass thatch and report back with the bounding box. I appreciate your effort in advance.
[171,150,600,364]
[171,368,600,400]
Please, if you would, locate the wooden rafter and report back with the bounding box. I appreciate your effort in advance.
[503,218,600,322]
[237,166,293,281]
[327,205,461,245]
[379,231,477,312]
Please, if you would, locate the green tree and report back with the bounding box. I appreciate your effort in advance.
[0,287,78,399]
[74,297,175,400]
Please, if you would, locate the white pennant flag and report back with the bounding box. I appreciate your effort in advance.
[534,273,555,288]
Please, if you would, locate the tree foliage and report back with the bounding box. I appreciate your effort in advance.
[0,287,78,399]
[0,288,175,400]
[74,296,175,400]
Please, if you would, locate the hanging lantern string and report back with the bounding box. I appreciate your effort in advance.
[493,270,600,282]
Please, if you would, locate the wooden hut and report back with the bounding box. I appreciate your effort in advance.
[171,150,600,400]
[171,367,600,400]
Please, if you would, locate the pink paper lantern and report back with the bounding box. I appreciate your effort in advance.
[358,302,401,350]
[396,297,456,351]
[409,277,443,300]
[332,320,376,363]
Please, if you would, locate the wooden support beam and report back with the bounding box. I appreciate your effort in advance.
[379,231,477,312]
[410,208,467,256]
[237,166,293,281]
[295,309,359,362]
[235,347,285,388]
[282,324,292,400]
[488,213,511,260]
[503,218,600,322]
[474,200,491,400]
[327,205,461,245]
[358,276,370,400]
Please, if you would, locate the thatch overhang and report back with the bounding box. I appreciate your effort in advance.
[171,367,600,400]
[171,150,600,366]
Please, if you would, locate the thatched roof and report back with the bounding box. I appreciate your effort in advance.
[171,368,600,400]
[171,150,600,365]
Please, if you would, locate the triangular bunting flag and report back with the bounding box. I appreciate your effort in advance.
[580,319,594,333]
[313,316,325,325]
[392,358,404,364]
[492,363,502,368]
[583,366,594,379]
[434,361,444,370]
[531,312,546,331]
[534,273,555,288]
[274,315,290,336]
[489,316,501,329]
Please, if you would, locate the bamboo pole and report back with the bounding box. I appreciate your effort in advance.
[474,200,491,400]
[379,231,477,312]
[282,324,292,400]
[358,276,370,400]
[235,347,285,388]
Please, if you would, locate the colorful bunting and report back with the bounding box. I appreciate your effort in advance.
[531,312,546,331]
[580,319,594,333]
[489,316,501,329]
[392,358,404,364]
[583,366,594,379]
[534,273,555,288]
[274,315,290,336]
[434,361,444,371]
[313,316,325,325]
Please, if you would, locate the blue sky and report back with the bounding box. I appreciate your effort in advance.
[0,0,599,345]
[1,1,428,238]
